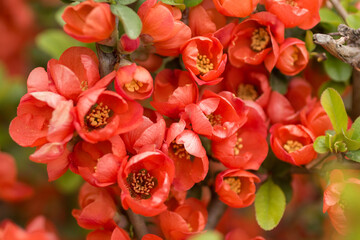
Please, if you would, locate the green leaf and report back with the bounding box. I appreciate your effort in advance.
[184,0,203,7]
[188,231,223,240]
[305,30,316,52]
[54,170,83,194]
[347,13,360,29]
[314,136,329,154]
[111,4,142,39]
[324,53,352,82]
[115,0,137,5]
[161,0,186,9]
[351,117,360,140]
[319,8,344,25]
[318,81,346,98]
[320,88,348,134]
[36,29,91,59]
[343,128,360,151]
[55,5,67,27]
[255,178,286,231]
[346,150,360,163]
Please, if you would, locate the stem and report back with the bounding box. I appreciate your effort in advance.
[126,209,148,240]
[329,0,348,23]
[205,194,227,230]
[96,43,117,78]
[306,153,331,170]
[352,69,360,120]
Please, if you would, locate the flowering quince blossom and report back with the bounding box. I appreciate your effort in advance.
[276,38,309,76]
[151,69,198,119]
[215,169,260,208]
[212,0,260,18]
[182,35,227,85]
[185,90,247,141]
[162,119,209,191]
[264,0,321,29]
[159,198,208,240]
[88,227,163,240]
[138,0,191,56]
[62,0,115,43]
[118,151,175,216]
[115,63,154,100]
[270,123,317,165]
[300,102,334,137]
[0,152,33,202]
[225,228,265,240]
[0,216,59,240]
[228,11,284,72]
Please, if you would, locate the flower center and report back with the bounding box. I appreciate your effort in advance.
[124,80,144,92]
[234,136,243,156]
[127,169,157,199]
[237,83,259,101]
[196,53,214,75]
[224,177,241,194]
[86,102,112,129]
[206,113,222,126]
[171,140,191,160]
[283,140,303,153]
[291,47,299,64]
[250,28,270,52]
[81,80,88,91]
[285,0,298,7]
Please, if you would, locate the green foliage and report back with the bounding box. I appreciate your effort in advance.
[36,29,93,59]
[305,30,316,52]
[324,53,352,82]
[188,231,223,240]
[160,0,186,9]
[115,0,137,5]
[318,81,346,97]
[319,8,344,25]
[346,150,360,162]
[320,88,348,134]
[314,136,329,154]
[346,12,360,29]
[184,0,203,7]
[111,3,142,39]
[255,178,286,231]
[55,170,83,194]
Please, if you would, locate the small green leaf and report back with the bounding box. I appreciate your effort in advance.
[189,231,223,240]
[351,117,360,140]
[115,0,137,5]
[314,136,329,154]
[334,141,347,152]
[305,30,316,52]
[320,88,348,134]
[347,13,360,29]
[184,0,203,7]
[255,178,286,231]
[343,129,360,151]
[319,8,344,25]
[161,0,186,9]
[111,4,142,39]
[324,53,352,82]
[318,81,346,98]
[346,150,360,163]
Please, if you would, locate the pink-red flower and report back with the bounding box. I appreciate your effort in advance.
[300,102,333,137]
[182,36,227,85]
[212,0,259,18]
[118,151,175,216]
[62,0,115,43]
[215,169,260,208]
[115,63,153,100]
[159,198,208,240]
[151,69,198,119]
[276,38,309,76]
[270,123,317,165]
[225,228,265,240]
[228,12,284,72]
[264,0,321,29]
[73,88,143,143]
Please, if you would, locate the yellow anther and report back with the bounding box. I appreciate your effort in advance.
[206,113,222,126]
[224,177,242,194]
[283,140,303,153]
[124,79,144,92]
[251,28,270,52]
[86,102,111,129]
[237,83,259,101]
[196,53,214,75]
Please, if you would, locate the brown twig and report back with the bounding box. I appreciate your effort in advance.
[205,194,227,230]
[126,209,149,240]
[329,0,348,23]
[95,43,117,78]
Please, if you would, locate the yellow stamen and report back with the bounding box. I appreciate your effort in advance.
[196,54,214,75]
[171,140,191,160]
[234,136,243,156]
[127,169,157,199]
[283,140,303,153]
[224,177,241,194]
[237,84,259,101]
[86,102,111,129]
[251,28,270,52]
[206,113,222,126]
[286,0,298,7]
[124,80,144,92]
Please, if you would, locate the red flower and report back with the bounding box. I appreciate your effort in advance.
[70,135,126,187]
[115,63,153,100]
[212,0,259,18]
[72,183,117,230]
[159,198,208,240]
[215,169,260,208]
[121,109,166,154]
[151,69,198,119]
[74,88,143,143]
[300,102,333,137]
[118,34,140,53]
[182,36,227,85]
[138,0,191,56]
[226,228,265,240]
[188,0,226,37]
[163,119,209,191]
[185,90,247,141]
[276,38,309,76]
[9,92,74,147]
[0,152,33,202]
[265,0,321,29]
[266,77,315,124]
[270,123,317,165]
[228,12,284,72]
[87,226,132,240]
[62,0,115,43]
[224,64,271,108]
[118,151,175,216]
